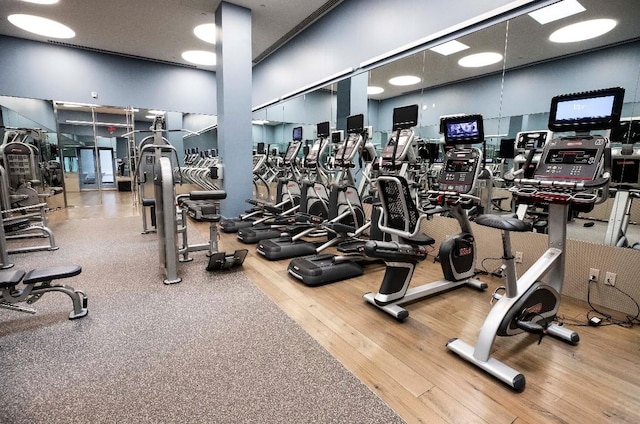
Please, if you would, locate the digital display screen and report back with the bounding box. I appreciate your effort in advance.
[555,96,615,122]
[317,121,330,138]
[392,104,418,131]
[545,149,598,165]
[548,87,625,132]
[331,131,342,143]
[292,126,303,141]
[347,114,364,133]
[498,138,515,159]
[447,120,479,139]
[284,141,300,161]
[440,114,484,145]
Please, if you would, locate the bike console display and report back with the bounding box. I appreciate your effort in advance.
[536,137,606,181]
[438,148,482,194]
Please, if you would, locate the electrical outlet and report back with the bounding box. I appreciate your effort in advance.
[605,272,617,286]
[589,268,600,282]
[515,251,523,263]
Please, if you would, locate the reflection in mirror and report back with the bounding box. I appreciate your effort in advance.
[55,102,136,198]
[0,96,65,210]
[499,0,640,245]
[360,0,640,247]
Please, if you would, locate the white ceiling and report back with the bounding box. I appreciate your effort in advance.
[0,0,342,68]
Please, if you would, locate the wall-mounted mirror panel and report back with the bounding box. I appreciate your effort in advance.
[249,0,640,249]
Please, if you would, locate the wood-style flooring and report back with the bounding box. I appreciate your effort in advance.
[55,190,640,424]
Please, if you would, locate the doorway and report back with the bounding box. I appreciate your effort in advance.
[77,147,116,191]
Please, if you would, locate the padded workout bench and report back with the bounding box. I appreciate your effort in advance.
[0,265,88,319]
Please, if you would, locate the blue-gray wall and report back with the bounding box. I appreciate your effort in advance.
[0,36,217,115]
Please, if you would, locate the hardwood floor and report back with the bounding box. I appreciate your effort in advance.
[57,190,640,424]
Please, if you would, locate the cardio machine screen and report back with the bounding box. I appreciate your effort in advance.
[392,104,419,131]
[316,121,330,138]
[292,126,303,141]
[347,114,364,134]
[545,149,599,165]
[441,114,484,145]
[548,87,625,132]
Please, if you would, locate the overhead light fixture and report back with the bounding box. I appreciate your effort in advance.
[528,0,585,25]
[367,86,384,95]
[549,18,617,43]
[182,50,216,66]
[8,14,75,39]
[148,110,165,115]
[429,40,470,56]
[194,23,216,44]
[21,0,59,3]
[252,120,270,125]
[145,115,157,120]
[458,52,503,67]
[388,75,421,86]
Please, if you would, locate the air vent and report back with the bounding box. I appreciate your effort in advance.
[253,0,343,64]
[46,40,199,69]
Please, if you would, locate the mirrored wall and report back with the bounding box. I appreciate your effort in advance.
[249,0,640,247]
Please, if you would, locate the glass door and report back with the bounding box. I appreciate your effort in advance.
[76,147,116,191]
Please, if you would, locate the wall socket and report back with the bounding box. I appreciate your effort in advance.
[605,272,617,286]
[515,251,523,263]
[589,268,600,282]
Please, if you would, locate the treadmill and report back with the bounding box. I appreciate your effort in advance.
[256,114,369,261]
[287,105,421,286]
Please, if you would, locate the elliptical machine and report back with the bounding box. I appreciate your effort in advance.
[363,114,489,321]
[446,87,622,391]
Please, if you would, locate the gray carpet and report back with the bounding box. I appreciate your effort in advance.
[0,215,404,424]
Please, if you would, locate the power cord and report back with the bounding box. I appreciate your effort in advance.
[558,278,640,328]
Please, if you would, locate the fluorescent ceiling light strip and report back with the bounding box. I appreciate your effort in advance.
[65,120,129,127]
[358,0,552,69]
[280,67,354,100]
[429,40,470,56]
[528,0,585,25]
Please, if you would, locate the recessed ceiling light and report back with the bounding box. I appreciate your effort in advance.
[549,18,617,43]
[8,14,75,39]
[182,50,216,66]
[429,40,470,56]
[458,52,503,68]
[148,110,165,115]
[528,0,585,25]
[367,86,384,95]
[145,115,157,120]
[252,120,270,125]
[21,0,59,4]
[388,75,421,86]
[194,23,216,44]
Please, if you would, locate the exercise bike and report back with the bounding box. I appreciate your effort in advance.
[446,87,623,391]
[363,114,489,321]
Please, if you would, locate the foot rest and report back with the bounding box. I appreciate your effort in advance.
[0,270,26,288]
[206,250,248,271]
[23,265,82,284]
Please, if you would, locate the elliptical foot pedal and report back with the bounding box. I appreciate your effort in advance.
[206,249,248,271]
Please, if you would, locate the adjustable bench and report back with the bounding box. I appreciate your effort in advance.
[0,265,88,320]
